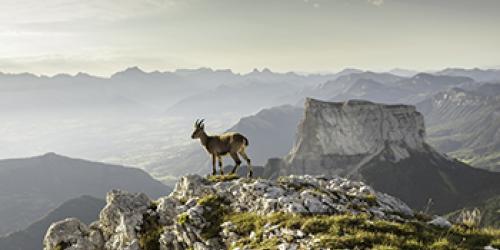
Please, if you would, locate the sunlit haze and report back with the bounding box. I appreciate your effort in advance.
[1,0,499,76]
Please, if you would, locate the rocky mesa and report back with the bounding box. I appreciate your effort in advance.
[286,99,426,174]
[44,175,500,250]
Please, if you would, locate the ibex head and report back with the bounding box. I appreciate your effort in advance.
[191,119,205,139]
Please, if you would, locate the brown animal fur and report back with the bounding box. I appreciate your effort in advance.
[191,119,253,177]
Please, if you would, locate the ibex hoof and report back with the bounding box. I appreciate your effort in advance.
[220,171,224,176]
[247,171,253,178]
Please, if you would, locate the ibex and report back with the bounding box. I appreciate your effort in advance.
[191,119,253,177]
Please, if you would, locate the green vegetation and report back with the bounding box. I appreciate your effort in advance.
[276,176,314,191]
[450,149,500,172]
[362,194,378,206]
[138,208,164,250]
[197,194,230,240]
[54,242,70,250]
[223,212,500,250]
[491,238,500,248]
[447,195,500,229]
[178,196,188,205]
[138,225,163,250]
[178,212,189,225]
[207,174,240,183]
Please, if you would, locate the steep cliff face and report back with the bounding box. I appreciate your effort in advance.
[286,99,427,176]
[275,98,500,213]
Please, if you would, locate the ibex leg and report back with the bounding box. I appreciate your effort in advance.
[239,151,253,178]
[230,152,241,174]
[211,154,217,176]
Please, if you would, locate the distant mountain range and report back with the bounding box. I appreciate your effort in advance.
[2,67,497,117]
[308,72,475,104]
[0,67,341,117]
[0,195,104,250]
[437,68,500,82]
[0,153,170,236]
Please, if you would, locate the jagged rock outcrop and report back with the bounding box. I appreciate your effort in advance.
[269,98,500,213]
[44,175,419,250]
[44,218,103,250]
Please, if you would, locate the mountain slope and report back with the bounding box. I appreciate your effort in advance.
[417,88,500,171]
[275,98,500,213]
[227,105,304,165]
[312,72,405,101]
[0,196,104,250]
[151,105,304,178]
[330,78,414,104]
[0,153,170,236]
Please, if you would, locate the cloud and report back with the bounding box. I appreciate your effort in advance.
[367,0,384,6]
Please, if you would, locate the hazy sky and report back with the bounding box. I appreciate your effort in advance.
[0,0,499,76]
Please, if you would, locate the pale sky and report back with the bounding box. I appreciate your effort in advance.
[0,0,499,76]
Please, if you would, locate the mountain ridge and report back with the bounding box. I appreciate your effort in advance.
[0,195,105,250]
[0,153,170,236]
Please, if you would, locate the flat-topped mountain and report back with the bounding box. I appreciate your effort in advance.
[271,98,500,213]
[0,153,170,236]
[287,99,426,169]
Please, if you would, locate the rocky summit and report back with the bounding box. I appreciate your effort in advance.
[44,175,500,250]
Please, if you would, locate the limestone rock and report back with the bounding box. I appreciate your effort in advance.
[44,175,423,250]
[428,216,452,228]
[43,218,102,250]
[286,98,426,175]
[99,190,152,250]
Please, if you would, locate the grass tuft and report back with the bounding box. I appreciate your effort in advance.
[222,212,500,250]
[138,210,163,250]
[207,174,240,183]
[197,194,230,240]
[178,212,189,225]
